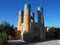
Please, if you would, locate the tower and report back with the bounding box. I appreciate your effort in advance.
[23,4,31,32]
[17,11,23,31]
[37,7,45,40]
[30,12,34,33]
[30,12,34,22]
[37,7,44,24]
[16,11,23,40]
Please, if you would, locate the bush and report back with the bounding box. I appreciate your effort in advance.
[0,32,8,45]
[48,27,60,39]
[0,21,16,40]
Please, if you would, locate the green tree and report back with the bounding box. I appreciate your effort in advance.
[48,27,60,39]
[0,32,8,45]
[0,21,16,45]
[0,21,16,37]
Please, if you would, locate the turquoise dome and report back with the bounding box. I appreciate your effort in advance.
[37,7,43,11]
[19,10,23,15]
[24,4,30,9]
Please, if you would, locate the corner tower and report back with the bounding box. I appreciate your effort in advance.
[30,12,34,22]
[37,7,45,40]
[17,11,23,30]
[23,4,31,32]
[37,7,44,25]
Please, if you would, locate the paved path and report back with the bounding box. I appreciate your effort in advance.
[8,40,60,45]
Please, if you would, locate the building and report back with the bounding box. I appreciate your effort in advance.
[17,4,45,41]
[46,27,50,32]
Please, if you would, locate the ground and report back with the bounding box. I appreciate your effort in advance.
[8,40,60,45]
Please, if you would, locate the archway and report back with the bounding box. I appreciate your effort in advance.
[33,27,40,41]
[34,36,38,41]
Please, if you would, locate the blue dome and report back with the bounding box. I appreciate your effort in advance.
[37,7,43,11]
[19,10,23,15]
[24,4,30,9]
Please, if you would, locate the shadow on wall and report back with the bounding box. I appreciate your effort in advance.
[23,31,40,42]
[23,32,33,42]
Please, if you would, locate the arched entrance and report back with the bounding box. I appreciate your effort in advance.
[33,27,40,41]
[34,36,38,41]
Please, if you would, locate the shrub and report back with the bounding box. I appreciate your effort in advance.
[0,32,8,45]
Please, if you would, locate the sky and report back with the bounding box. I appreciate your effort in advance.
[0,0,60,27]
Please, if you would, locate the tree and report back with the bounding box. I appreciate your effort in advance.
[0,21,16,45]
[0,32,8,45]
[0,21,16,38]
[48,27,60,39]
[7,25,16,37]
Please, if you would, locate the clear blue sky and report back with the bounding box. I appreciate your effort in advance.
[0,0,60,27]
